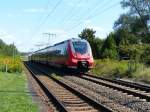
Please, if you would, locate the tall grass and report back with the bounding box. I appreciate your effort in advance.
[0,56,23,73]
[91,59,129,78]
[91,59,149,81]
[133,66,150,83]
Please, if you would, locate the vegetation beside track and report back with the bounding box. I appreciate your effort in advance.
[78,0,150,83]
[91,59,128,78]
[0,56,23,73]
[0,72,38,112]
[52,73,62,80]
[0,39,23,73]
[91,59,150,83]
[133,67,150,83]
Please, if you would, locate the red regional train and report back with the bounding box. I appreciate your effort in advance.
[29,38,94,72]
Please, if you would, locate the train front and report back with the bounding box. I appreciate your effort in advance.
[67,38,94,72]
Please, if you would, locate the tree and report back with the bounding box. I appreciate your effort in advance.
[114,28,139,46]
[0,39,19,56]
[78,28,103,58]
[78,28,96,42]
[114,0,150,44]
[121,0,150,34]
[101,32,118,59]
[114,13,136,31]
[92,38,103,58]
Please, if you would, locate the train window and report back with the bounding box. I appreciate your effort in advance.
[72,41,88,54]
[63,43,67,56]
[61,42,67,55]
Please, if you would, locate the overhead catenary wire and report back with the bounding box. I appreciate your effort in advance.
[32,0,62,38]
[30,0,50,33]
[62,0,100,27]
[66,2,120,32]
[36,0,51,22]
[38,0,62,28]
[62,0,90,27]
[31,0,120,44]
[60,0,83,26]
[76,0,112,22]
[64,0,111,30]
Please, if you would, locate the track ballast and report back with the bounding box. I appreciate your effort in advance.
[24,62,112,112]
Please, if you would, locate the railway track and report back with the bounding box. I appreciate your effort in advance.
[85,74,150,92]
[24,62,113,112]
[115,79,150,92]
[25,62,150,111]
[31,63,138,112]
[82,74,150,101]
[64,75,150,112]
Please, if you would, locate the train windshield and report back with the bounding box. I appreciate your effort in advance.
[72,41,88,54]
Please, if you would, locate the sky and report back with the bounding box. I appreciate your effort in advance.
[0,0,126,52]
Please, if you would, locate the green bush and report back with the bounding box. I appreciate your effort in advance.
[133,67,150,83]
[0,64,5,72]
[0,56,23,73]
[119,44,150,62]
[91,59,150,83]
[91,59,129,78]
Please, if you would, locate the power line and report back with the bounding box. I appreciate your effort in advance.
[87,2,120,20]
[31,0,51,35]
[70,0,96,22]
[79,0,111,21]
[31,0,119,44]
[43,33,56,46]
[66,2,120,32]
[60,0,84,26]
[32,0,62,38]
[61,0,81,23]
[37,0,51,21]
[64,0,110,30]
[38,0,62,28]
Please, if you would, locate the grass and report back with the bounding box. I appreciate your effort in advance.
[91,59,150,83]
[0,72,38,112]
[133,67,150,83]
[52,73,62,80]
[91,59,129,78]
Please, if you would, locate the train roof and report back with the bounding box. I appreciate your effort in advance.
[54,38,86,46]
[31,38,87,54]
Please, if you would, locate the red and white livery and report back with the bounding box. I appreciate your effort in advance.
[29,38,94,72]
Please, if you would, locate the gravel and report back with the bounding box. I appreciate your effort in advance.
[60,76,135,112]
[63,76,150,112]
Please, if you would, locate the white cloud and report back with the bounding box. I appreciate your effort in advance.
[7,14,16,18]
[84,25,109,39]
[45,29,67,36]
[0,30,25,52]
[65,0,85,8]
[0,31,15,44]
[20,29,30,33]
[84,19,92,24]
[76,3,85,8]
[91,26,104,32]
[67,2,74,7]
[23,8,47,13]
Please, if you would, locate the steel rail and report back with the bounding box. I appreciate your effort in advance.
[81,75,150,102]
[115,79,150,92]
[85,74,150,92]
[31,63,113,112]
[24,63,68,112]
